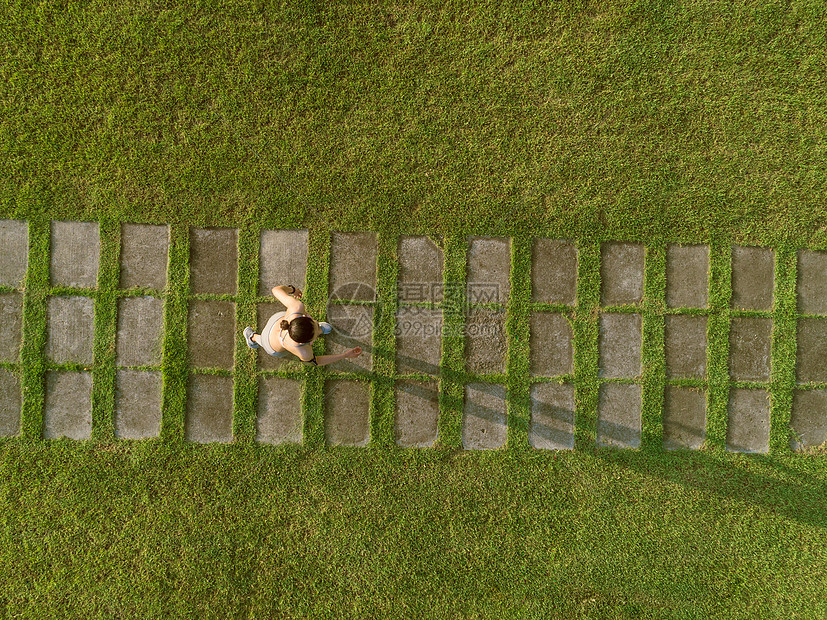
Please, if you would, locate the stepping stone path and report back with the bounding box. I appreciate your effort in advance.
[1,219,826,452]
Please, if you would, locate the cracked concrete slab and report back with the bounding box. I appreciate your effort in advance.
[597,383,641,449]
[729,317,772,382]
[790,389,827,451]
[119,224,169,290]
[329,232,377,301]
[0,220,28,288]
[326,304,373,373]
[0,293,23,363]
[731,245,774,311]
[257,377,302,444]
[395,379,439,447]
[50,221,99,288]
[467,237,510,304]
[666,244,709,308]
[259,229,308,297]
[0,369,21,436]
[186,374,233,443]
[726,388,770,453]
[529,382,575,450]
[663,386,706,450]
[44,371,91,440]
[324,379,370,446]
[396,306,441,375]
[598,313,642,379]
[531,239,577,305]
[463,382,507,450]
[190,227,238,295]
[116,296,164,367]
[797,250,827,315]
[398,236,444,303]
[600,242,644,306]
[465,308,507,375]
[188,300,235,370]
[796,318,827,383]
[114,370,162,439]
[530,313,573,377]
[665,315,707,379]
[46,296,95,365]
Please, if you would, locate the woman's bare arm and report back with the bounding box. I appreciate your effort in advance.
[271,285,304,312]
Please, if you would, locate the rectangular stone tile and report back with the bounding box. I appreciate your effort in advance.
[44,371,91,440]
[0,220,28,288]
[597,383,641,449]
[188,300,235,370]
[797,250,827,315]
[665,315,707,379]
[190,227,238,295]
[467,236,510,304]
[529,383,575,450]
[797,318,827,383]
[0,293,23,363]
[116,296,164,367]
[398,236,444,303]
[600,242,644,306]
[731,245,774,311]
[115,370,162,439]
[255,303,294,370]
[0,369,21,436]
[186,374,233,443]
[726,388,770,453]
[666,244,709,308]
[396,306,442,375]
[259,229,308,297]
[51,221,99,288]
[325,379,370,446]
[257,377,302,444]
[598,313,642,379]
[790,390,827,451]
[465,307,507,375]
[120,224,170,290]
[329,232,377,301]
[530,313,573,377]
[729,317,772,382]
[462,383,507,450]
[46,296,95,365]
[531,239,577,305]
[663,386,706,450]
[326,304,373,373]
[395,380,439,447]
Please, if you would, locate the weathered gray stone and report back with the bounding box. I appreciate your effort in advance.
[188,301,235,370]
[116,296,164,367]
[190,228,238,295]
[797,318,827,383]
[0,220,28,288]
[395,380,439,447]
[462,383,507,450]
[114,370,162,439]
[257,377,302,444]
[329,232,377,301]
[665,315,707,379]
[46,296,95,365]
[255,303,294,371]
[43,371,91,440]
[465,308,507,375]
[119,224,169,290]
[259,230,308,296]
[790,389,827,451]
[728,317,772,382]
[731,245,774,311]
[726,388,770,453]
[663,386,706,450]
[597,383,641,449]
[598,313,642,379]
[50,221,99,288]
[396,306,441,375]
[530,313,573,377]
[0,369,21,436]
[0,293,23,363]
[529,382,575,450]
[531,239,577,305]
[398,236,444,303]
[797,250,827,315]
[186,374,233,443]
[467,237,510,304]
[666,244,709,308]
[326,305,373,373]
[324,379,370,446]
[600,242,644,306]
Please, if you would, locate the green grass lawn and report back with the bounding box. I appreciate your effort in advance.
[2,0,827,617]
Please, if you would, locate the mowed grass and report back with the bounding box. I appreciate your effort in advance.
[2,0,827,617]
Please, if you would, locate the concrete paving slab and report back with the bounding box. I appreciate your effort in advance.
[728,317,772,382]
[530,313,573,377]
[119,224,169,290]
[398,236,444,303]
[0,293,23,363]
[259,229,308,296]
[665,315,707,379]
[114,370,162,439]
[598,313,642,379]
[0,369,21,436]
[324,379,370,446]
[600,242,644,306]
[531,239,577,305]
[467,236,510,304]
[190,227,238,295]
[465,308,507,375]
[731,245,774,311]
[329,232,377,301]
[462,382,507,450]
[326,305,373,373]
[188,300,235,369]
[116,296,164,367]
[0,220,28,288]
[255,303,294,371]
[529,382,575,450]
[790,390,827,451]
[46,296,95,365]
[663,386,706,450]
[50,221,99,288]
[43,371,91,440]
[395,380,439,447]
[666,244,709,308]
[257,377,302,444]
[797,250,827,315]
[396,306,441,375]
[597,383,641,449]
[726,388,770,453]
[186,374,233,443]
[796,318,827,383]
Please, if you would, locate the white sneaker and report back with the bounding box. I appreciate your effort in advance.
[243,327,259,349]
[319,322,332,335]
